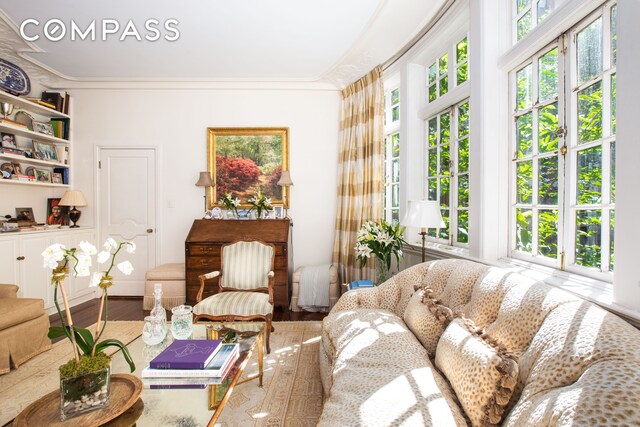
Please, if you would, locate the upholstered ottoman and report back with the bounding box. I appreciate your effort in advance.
[291,264,339,312]
[143,263,186,310]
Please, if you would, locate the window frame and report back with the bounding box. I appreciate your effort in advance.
[508,2,617,281]
[384,87,401,224]
[425,98,471,248]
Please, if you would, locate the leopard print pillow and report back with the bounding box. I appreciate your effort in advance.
[435,318,519,427]
[403,288,454,356]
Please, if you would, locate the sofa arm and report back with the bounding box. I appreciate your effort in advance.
[330,285,382,313]
[0,284,19,298]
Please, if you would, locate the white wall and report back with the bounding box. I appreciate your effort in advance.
[69,87,340,278]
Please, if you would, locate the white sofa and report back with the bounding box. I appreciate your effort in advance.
[319,259,640,426]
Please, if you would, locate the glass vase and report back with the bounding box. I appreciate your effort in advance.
[224,210,237,220]
[376,261,390,285]
[143,315,167,345]
[60,366,110,420]
[171,305,193,339]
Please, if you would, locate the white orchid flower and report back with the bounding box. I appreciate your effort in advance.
[117,261,134,275]
[42,243,66,268]
[125,242,136,254]
[78,241,97,256]
[97,251,110,264]
[89,272,103,287]
[104,237,118,252]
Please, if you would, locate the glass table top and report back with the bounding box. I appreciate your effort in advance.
[110,322,264,426]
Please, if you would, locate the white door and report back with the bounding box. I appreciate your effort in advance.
[98,148,157,296]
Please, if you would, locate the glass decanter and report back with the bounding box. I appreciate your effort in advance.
[150,283,167,323]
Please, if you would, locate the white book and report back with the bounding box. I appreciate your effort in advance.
[141,343,239,378]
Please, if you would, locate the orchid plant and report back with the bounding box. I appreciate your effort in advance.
[43,238,136,374]
[218,192,240,216]
[355,220,407,283]
[247,191,272,218]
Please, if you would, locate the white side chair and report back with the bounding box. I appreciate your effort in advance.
[193,240,275,353]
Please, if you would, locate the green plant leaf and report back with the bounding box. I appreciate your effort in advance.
[95,339,136,373]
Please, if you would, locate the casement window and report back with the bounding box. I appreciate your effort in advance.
[426,99,470,246]
[514,0,560,42]
[510,2,617,278]
[384,88,400,224]
[428,35,469,103]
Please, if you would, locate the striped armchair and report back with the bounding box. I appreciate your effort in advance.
[193,240,275,353]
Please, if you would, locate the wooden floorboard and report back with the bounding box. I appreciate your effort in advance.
[49,297,327,331]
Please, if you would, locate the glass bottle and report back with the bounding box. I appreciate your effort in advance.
[150,283,167,323]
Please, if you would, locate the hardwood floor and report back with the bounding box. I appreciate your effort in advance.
[49,297,327,331]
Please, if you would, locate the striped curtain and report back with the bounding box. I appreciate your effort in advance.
[332,67,385,284]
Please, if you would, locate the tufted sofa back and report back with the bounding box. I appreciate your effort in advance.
[372,259,640,425]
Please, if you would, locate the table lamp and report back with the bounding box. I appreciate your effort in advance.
[401,200,444,263]
[195,171,215,212]
[277,170,293,219]
[59,190,87,228]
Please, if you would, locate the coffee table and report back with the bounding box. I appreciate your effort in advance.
[110,321,265,426]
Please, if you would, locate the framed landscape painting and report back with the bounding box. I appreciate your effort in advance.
[207,127,290,208]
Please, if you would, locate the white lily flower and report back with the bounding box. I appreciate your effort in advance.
[42,243,66,268]
[97,251,110,264]
[104,237,118,252]
[125,242,136,254]
[89,272,103,287]
[117,261,134,275]
[78,241,97,256]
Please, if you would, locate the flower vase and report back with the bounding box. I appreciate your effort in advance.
[224,210,237,220]
[376,262,390,285]
[60,366,110,420]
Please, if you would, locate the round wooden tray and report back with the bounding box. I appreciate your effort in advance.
[13,374,143,427]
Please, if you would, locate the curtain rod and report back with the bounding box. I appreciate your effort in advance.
[382,0,458,71]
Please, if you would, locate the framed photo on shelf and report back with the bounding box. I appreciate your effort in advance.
[33,141,59,162]
[15,207,35,222]
[34,168,51,183]
[1,132,17,148]
[51,172,63,184]
[11,163,22,175]
[273,205,284,219]
[33,121,54,136]
[46,198,69,225]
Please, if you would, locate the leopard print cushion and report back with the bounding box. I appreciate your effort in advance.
[403,289,449,356]
[319,308,467,427]
[436,318,519,427]
[504,300,640,425]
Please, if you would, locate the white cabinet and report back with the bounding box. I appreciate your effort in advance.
[0,228,96,312]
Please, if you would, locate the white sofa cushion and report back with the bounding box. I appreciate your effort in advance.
[318,308,467,427]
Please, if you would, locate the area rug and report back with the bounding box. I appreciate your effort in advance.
[0,320,142,426]
[0,320,324,427]
[218,321,324,427]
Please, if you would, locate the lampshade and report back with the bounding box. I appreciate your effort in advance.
[401,200,444,229]
[195,171,215,187]
[59,190,87,207]
[277,170,294,187]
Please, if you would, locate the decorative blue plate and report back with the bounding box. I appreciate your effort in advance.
[0,58,30,96]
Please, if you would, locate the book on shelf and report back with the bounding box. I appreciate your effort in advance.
[0,118,28,128]
[142,343,239,379]
[50,118,70,140]
[27,98,57,110]
[41,91,64,112]
[149,339,222,369]
[55,146,69,164]
[53,167,69,185]
[0,147,26,157]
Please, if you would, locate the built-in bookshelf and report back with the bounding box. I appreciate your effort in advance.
[0,90,71,188]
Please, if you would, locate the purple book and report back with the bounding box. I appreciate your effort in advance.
[150,340,222,369]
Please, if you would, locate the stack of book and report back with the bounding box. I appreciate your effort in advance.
[142,340,240,389]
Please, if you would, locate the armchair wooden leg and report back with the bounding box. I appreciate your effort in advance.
[265,314,272,354]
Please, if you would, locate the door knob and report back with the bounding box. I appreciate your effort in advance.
[16,256,25,261]
[147,229,154,233]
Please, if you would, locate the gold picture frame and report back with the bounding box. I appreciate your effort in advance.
[207,127,290,209]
